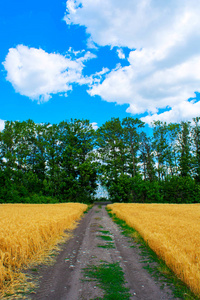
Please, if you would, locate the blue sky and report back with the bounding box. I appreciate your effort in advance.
[1,0,200,131]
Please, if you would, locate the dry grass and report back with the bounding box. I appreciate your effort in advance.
[107,203,200,297]
[0,202,87,296]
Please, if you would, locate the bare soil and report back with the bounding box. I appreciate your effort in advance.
[29,205,180,300]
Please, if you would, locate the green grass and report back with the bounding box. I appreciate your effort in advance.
[106,207,199,300]
[98,235,113,241]
[83,261,131,300]
[84,204,93,214]
[97,242,115,249]
[31,268,38,273]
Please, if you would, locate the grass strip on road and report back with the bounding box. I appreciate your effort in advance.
[98,235,113,241]
[83,261,131,300]
[97,243,115,249]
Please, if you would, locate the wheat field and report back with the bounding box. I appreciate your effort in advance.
[107,203,200,297]
[0,202,87,295]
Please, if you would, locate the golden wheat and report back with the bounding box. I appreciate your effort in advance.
[0,202,87,295]
[107,203,200,297]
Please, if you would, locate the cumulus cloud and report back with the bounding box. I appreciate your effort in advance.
[65,0,200,123]
[89,51,200,116]
[3,45,96,102]
[141,100,200,124]
[65,0,200,49]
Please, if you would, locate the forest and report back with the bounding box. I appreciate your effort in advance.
[0,117,200,204]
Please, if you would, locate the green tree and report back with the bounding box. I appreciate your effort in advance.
[192,117,200,182]
[152,121,169,180]
[178,121,192,177]
[97,118,127,180]
[96,118,129,201]
[139,132,155,181]
[45,123,61,197]
[58,119,98,202]
[122,117,144,177]
[164,123,180,176]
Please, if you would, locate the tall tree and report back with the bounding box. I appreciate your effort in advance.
[96,118,127,182]
[96,118,129,201]
[192,117,200,181]
[139,132,155,181]
[45,123,61,197]
[165,123,180,176]
[122,117,145,177]
[178,121,192,177]
[152,121,169,180]
[58,119,98,202]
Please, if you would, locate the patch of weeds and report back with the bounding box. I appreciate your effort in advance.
[49,253,56,257]
[94,217,101,220]
[31,268,38,273]
[98,235,113,241]
[98,205,102,209]
[130,231,141,242]
[83,261,131,300]
[98,242,115,249]
[106,207,199,300]
[157,263,172,277]
[95,210,100,213]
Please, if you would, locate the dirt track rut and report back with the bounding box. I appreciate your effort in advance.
[30,205,179,300]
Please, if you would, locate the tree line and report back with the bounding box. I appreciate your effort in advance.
[0,119,97,203]
[0,117,200,203]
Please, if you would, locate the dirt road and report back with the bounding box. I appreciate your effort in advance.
[30,205,179,300]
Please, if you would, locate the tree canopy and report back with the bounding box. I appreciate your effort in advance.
[1,117,200,204]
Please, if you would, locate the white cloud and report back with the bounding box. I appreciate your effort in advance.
[65,0,200,123]
[0,119,5,131]
[116,49,125,59]
[65,0,200,49]
[3,45,96,102]
[141,100,200,125]
[89,51,200,116]
[86,37,98,49]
